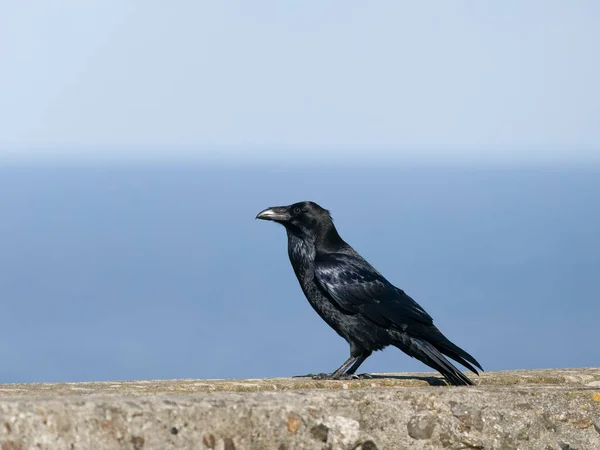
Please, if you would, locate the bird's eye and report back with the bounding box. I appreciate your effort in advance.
[292,207,301,214]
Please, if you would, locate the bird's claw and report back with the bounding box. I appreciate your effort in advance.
[349,373,373,379]
[332,373,373,380]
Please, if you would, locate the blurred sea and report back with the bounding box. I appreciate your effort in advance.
[1,163,598,382]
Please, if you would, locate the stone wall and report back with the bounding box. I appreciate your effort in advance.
[0,368,599,449]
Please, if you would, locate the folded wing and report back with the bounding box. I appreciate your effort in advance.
[314,252,434,329]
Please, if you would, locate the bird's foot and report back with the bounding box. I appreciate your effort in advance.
[292,373,373,380]
[313,373,374,380]
[332,373,373,380]
[311,373,334,380]
[293,373,337,380]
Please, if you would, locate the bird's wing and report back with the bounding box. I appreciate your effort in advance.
[314,253,434,328]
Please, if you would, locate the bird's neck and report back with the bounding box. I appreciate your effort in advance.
[316,224,346,253]
[286,224,347,283]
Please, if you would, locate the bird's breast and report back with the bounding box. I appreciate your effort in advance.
[286,235,318,286]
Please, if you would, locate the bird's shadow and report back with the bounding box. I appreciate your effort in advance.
[364,374,447,386]
[294,373,447,386]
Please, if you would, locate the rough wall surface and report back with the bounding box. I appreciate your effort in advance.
[0,368,599,450]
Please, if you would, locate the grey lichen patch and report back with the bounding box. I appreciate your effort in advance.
[323,416,361,446]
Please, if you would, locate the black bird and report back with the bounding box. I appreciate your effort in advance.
[256,201,483,386]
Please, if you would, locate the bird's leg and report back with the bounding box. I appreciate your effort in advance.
[344,352,372,378]
[329,355,359,379]
[307,356,359,380]
[293,351,373,380]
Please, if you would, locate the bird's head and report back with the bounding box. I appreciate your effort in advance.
[256,201,338,241]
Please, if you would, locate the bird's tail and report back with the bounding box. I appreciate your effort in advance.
[395,337,475,386]
[426,326,484,375]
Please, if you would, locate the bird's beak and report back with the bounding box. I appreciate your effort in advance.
[255,206,290,222]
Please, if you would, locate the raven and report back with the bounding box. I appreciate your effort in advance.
[256,201,483,386]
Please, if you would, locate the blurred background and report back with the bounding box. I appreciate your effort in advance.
[1,1,599,383]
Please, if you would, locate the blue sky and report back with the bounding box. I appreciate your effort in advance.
[1,1,599,164]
